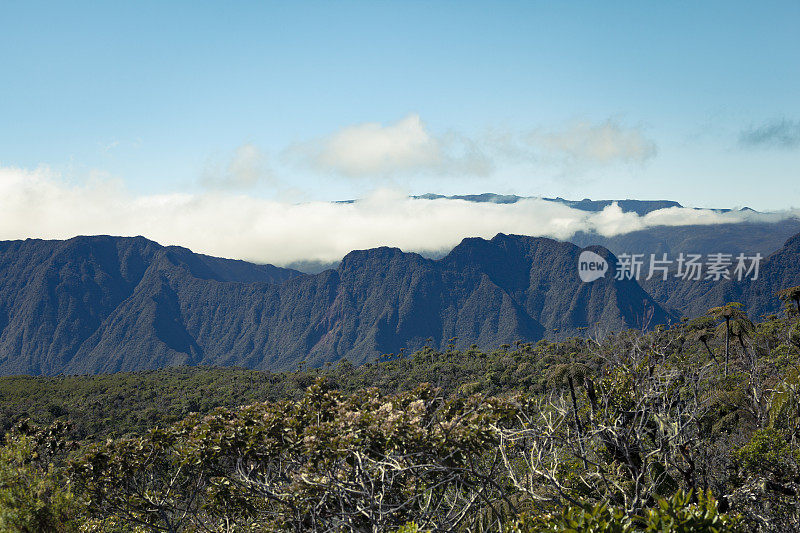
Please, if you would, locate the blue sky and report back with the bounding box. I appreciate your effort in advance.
[1,1,799,217]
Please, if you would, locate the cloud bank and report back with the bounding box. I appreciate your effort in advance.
[1,165,795,267]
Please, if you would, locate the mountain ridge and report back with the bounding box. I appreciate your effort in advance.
[2,229,798,376]
[0,233,671,376]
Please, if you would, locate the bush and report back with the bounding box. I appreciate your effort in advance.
[0,421,83,532]
[735,428,800,481]
[504,491,741,533]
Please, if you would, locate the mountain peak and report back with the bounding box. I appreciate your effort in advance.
[340,246,406,262]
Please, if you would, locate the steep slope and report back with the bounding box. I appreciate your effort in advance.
[295,219,800,276]
[0,234,672,376]
[741,232,800,316]
[439,234,670,337]
[0,236,161,375]
[190,235,669,369]
[570,219,800,262]
[0,236,302,375]
[637,232,800,318]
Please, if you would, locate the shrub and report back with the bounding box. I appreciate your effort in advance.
[0,421,83,532]
[504,491,741,533]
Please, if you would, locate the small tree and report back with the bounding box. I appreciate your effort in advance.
[686,316,718,362]
[707,303,749,376]
[777,286,800,317]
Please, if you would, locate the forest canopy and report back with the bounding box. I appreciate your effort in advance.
[2,294,800,532]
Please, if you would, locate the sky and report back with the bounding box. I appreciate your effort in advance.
[1,1,799,263]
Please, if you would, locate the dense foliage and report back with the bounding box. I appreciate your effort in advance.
[2,292,800,531]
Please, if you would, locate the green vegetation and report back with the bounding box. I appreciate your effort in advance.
[0,421,81,532]
[505,491,739,532]
[2,290,800,531]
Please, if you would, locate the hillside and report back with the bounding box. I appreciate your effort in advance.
[0,236,302,375]
[640,232,800,318]
[570,219,800,261]
[4,310,799,531]
[2,229,799,377]
[0,234,670,375]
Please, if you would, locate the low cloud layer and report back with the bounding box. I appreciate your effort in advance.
[286,114,492,178]
[739,119,800,149]
[1,165,796,266]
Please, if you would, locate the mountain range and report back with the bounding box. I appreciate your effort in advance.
[288,195,800,273]
[1,213,799,376]
[0,234,671,375]
[413,193,762,215]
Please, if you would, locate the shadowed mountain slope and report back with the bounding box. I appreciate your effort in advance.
[0,234,671,375]
[570,219,800,262]
[291,217,800,275]
[0,236,302,375]
[641,232,800,319]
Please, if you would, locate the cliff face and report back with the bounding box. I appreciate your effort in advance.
[0,234,672,375]
[636,232,800,319]
[0,236,301,375]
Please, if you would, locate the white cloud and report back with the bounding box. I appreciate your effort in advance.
[286,114,492,178]
[1,165,795,267]
[201,144,273,189]
[284,116,658,181]
[529,120,658,165]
